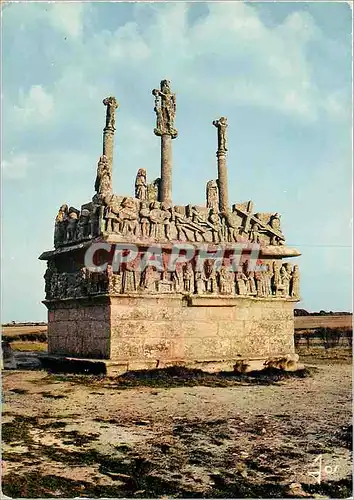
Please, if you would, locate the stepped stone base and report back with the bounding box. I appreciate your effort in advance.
[44,294,297,371]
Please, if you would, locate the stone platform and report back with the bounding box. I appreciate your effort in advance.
[45,293,297,369]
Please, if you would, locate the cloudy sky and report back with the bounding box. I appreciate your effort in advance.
[2,1,352,322]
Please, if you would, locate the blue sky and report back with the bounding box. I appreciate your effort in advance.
[1,1,352,322]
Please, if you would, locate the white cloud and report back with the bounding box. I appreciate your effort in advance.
[1,154,31,179]
[48,3,85,39]
[13,85,54,126]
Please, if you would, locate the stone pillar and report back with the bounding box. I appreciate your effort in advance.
[102,96,119,174]
[217,150,229,213]
[152,80,178,205]
[213,117,229,213]
[103,127,115,169]
[160,135,173,205]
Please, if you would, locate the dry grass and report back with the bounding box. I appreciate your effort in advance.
[10,341,47,352]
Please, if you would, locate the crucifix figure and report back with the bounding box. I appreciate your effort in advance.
[152,80,178,139]
[152,80,178,205]
[213,116,228,153]
[103,96,118,130]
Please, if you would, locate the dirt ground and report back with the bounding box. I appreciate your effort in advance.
[2,360,352,498]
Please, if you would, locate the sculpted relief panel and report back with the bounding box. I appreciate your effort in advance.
[54,189,286,248]
[44,258,300,301]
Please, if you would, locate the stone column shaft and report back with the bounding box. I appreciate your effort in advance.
[217,151,229,213]
[160,134,172,205]
[103,128,114,170]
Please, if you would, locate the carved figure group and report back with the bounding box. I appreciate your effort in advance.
[54,204,92,247]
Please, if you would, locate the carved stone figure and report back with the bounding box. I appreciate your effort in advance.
[205,260,217,293]
[66,208,79,242]
[280,263,292,297]
[195,270,205,295]
[161,203,172,239]
[76,209,91,240]
[218,266,233,295]
[213,117,228,152]
[272,261,284,296]
[149,202,165,239]
[183,263,194,293]
[290,265,300,299]
[122,263,138,293]
[103,96,118,130]
[254,271,265,297]
[269,213,285,246]
[135,168,148,200]
[263,264,273,297]
[119,198,139,237]
[208,208,222,243]
[152,80,178,138]
[247,271,257,295]
[250,223,261,244]
[54,204,68,246]
[95,155,112,198]
[139,202,151,238]
[141,266,158,292]
[147,178,161,202]
[236,271,248,295]
[173,264,184,292]
[174,208,189,241]
[206,180,219,212]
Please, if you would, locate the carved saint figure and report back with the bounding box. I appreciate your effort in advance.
[152,80,178,138]
[161,202,173,239]
[54,204,68,246]
[77,209,91,240]
[95,155,112,198]
[122,262,138,293]
[212,116,228,152]
[206,180,219,212]
[183,263,194,293]
[149,202,165,239]
[208,208,222,243]
[205,260,217,293]
[236,271,248,295]
[280,263,292,297]
[290,265,300,299]
[195,270,205,295]
[250,223,261,244]
[263,264,273,297]
[119,198,139,237]
[272,261,284,296]
[174,208,189,241]
[66,208,79,241]
[140,202,151,238]
[218,266,232,295]
[269,213,285,246]
[103,96,118,130]
[135,168,148,200]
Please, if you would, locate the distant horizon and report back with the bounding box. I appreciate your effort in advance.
[2,308,353,326]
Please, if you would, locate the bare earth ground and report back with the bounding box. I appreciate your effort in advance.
[2,361,352,498]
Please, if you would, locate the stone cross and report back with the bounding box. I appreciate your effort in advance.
[152,80,178,205]
[103,96,118,131]
[213,117,229,213]
[213,117,228,153]
[102,96,118,185]
[152,80,178,139]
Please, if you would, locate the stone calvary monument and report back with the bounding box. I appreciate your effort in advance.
[39,80,301,374]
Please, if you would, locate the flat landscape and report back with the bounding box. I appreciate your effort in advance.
[2,359,352,498]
